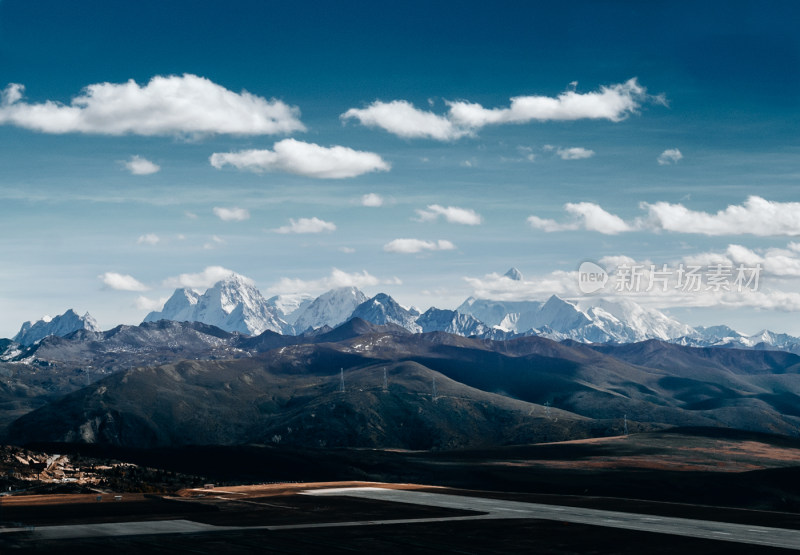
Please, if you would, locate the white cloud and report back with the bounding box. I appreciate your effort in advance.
[556,147,595,160]
[163,266,249,289]
[383,238,456,254]
[361,193,384,207]
[517,146,537,162]
[267,268,397,295]
[210,138,390,179]
[135,295,168,311]
[528,202,632,235]
[448,78,650,127]
[124,155,160,175]
[342,79,654,141]
[184,211,198,220]
[528,196,800,237]
[690,244,800,278]
[203,235,226,250]
[339,246,356,253]
[213,206,250,222]
[464,267,800,312]
[461,239,800,314]
[526,215,579,233]
[137,233,160,245]
[598,255,638,269]
[464,270,576,301]
[99,272,149,292]
[565,202,632,234]
[0,74,304,136]
[658,148,683,165]
[274,217,336,234]
[341,100,466,140]
[415,204,482,225]
[642,196,800,236]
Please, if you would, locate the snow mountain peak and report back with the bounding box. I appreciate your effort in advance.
[14,309,100,346]
[351,293,422,333]
[145,275,287,336]
[291,287,368,333]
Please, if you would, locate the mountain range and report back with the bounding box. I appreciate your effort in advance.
[5,316,800,449]
[7,268,800,356]
[3,267,800,451]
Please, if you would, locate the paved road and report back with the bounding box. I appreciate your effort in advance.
[304,487,800,551]
[1,519,234,540]
[3,486,799,550]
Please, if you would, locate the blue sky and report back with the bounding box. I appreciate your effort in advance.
[1,0,800,337]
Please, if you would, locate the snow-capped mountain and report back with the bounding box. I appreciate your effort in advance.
[456,297,546,331]
[672,326,800,354]
[0,338,24,361]
[517,295,593,335]
[459,294,693,344]
[144,274,288,335]
[351,293,422,333]
[416,308,490,336]
[291,287,368,333]
[150,288,201,324]
[504,267,523,281]
[13,309,100,346]
[266,293,315,326]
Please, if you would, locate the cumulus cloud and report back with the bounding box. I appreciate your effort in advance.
[210,138,390,179]
[213,206,250,222]
[526,215,578,233]
[135,295,168,311]
[99,272,149,292]
[658,148,683,165]
[415,204,482,225]
[267,268,399,295]
[361,193,384,207]
[528,202,633,234]
[124,155,160,175]
[464,270,576,301]
[0,74,304,136]
[383,238,456,254]
[163,266,249,289]
[137,233,160,245]
[556,147,595,160]
[463,266,800,312]
[528,196,800,237]
[449,78,650,126]
[341,100,465,140]
[642,196,800,236]
[463,244,800,312]
[274,217,336,234]
[594,247,800,311]
[565,202,633,234]
[686,244,800,278]
[342,79,655,141]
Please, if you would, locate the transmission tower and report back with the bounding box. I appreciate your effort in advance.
[432,376,438,401]
[623,413,629,435]
[544,400,551,419]
[339,368,345,393]
[382,367,388,392]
